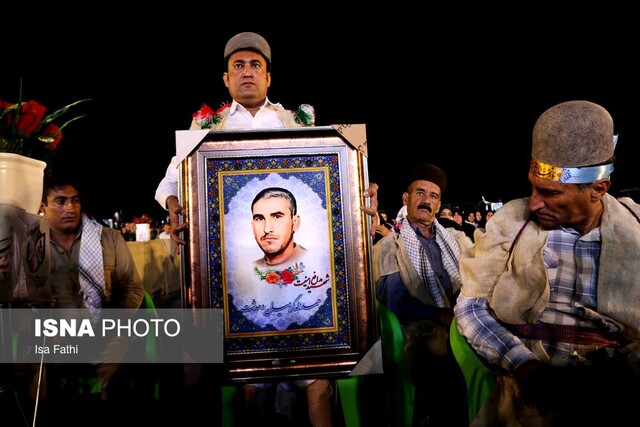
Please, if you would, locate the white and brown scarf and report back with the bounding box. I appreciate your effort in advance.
[78,215,105,321]
[399,219,462,308]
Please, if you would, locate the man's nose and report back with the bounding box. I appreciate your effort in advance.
[529,189,545,212]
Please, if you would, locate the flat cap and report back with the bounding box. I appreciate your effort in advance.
[224,32,271,65]
[407,163,447,194]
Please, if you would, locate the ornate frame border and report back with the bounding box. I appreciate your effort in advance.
[180,126,375,381]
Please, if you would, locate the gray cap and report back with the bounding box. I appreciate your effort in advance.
[532,100,614,168]
[224,32,271,65]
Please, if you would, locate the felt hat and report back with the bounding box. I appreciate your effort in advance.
[530,100,616,183]
[224,32,271,65]
[407,163,447,194]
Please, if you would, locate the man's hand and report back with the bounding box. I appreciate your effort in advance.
[166,195,189,245]
[374,224,391,238]
[362,183,379,237]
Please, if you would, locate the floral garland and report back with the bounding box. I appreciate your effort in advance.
[293,104,315,126]
[253,262,305,287]
[191,102,231,129]
[191,102,315,129]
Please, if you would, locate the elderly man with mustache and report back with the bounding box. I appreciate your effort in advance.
[372,163,472,427]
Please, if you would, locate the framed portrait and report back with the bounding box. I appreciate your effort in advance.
[178,125,376,382]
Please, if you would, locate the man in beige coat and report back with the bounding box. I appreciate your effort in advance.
[372,163,472,427]
[455,100,640,426]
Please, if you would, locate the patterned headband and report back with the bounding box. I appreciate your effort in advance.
[529,135,618,184]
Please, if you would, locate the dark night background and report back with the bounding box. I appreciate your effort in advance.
[3,10,639,224]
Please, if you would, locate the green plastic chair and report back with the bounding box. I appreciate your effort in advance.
[449,317,496,423]
[88,290,160,395]
[336,377,361,426]
[376,300,415,427]
[140,291,158,363]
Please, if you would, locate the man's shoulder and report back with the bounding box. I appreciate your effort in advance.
[497,198,530,215]
[487,198,530,228]
[272,103,315,127]
[613,195,640,214]
[375,231,400,253]
[101,225,125,242]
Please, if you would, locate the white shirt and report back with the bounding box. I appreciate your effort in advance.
[154,98,285,209]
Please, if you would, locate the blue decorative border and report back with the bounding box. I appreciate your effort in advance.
[204,153,351,354]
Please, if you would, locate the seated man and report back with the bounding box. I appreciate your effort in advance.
[371,164,471,427]
[455,100,640,425]
[13,168,145,425]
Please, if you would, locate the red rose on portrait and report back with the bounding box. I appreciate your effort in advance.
[280,269,294,284]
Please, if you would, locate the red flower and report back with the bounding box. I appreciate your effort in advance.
[192,102,231,129]
[40,123,62,148]
[254,262,305,286]
[16,100,47,136]
[192,104,215,121]
[280,269,295,284]
[132,214,152,224]
[0,93,88,161]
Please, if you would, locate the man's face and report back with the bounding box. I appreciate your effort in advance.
[403,180,441,227]
[223,50,271,109]
[528,173,596,230]
[41,185,81,234]
[252,196,300,258]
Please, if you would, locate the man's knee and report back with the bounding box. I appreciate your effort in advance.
[304,379,333,427]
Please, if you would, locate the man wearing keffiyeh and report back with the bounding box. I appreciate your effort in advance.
[371,163,472,427]
[31,169,144,420]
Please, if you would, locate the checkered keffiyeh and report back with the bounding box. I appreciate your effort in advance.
[78,215,105,321]
[400,219,461,308]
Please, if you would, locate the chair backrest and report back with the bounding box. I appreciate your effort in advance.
[140,291,158,362]
[449,317,497,423]
[377,300,415,427]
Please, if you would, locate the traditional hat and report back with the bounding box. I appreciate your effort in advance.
[224,32,271,65]
[530,100,617,183]
[407,163,447,194]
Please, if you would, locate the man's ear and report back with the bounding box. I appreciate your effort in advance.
[39,203,46,215]
[222,72,230,88]
[292,214,300,232]
[592,179,611,201]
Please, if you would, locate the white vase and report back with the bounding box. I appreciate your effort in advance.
[0,153,47,214]
[136,223,151,242]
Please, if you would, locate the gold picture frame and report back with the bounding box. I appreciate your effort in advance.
[179,125,376,382]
